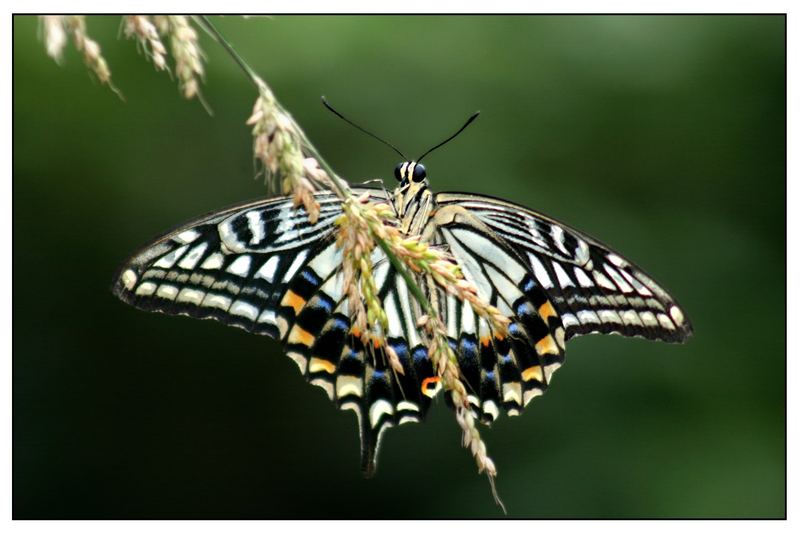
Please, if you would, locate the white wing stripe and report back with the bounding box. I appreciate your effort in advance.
[178,242,208,270]
[282,250,308,282]
[552,261,575,288]
[255,256,280,282]
[154,245,188,269]
[449,227,527,284]
[528,253,554,289]
[396,276,422,347]
[385,293,403,337]
[603,264,634,294]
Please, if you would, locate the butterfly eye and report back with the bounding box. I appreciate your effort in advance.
[394,163,404,181]
[412,163,427,182]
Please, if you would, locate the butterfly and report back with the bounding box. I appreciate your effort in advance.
[113,105,692,476]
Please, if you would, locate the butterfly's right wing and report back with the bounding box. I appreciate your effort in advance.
[112,188,437,476]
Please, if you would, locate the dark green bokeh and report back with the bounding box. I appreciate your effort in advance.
[13,15,785,518]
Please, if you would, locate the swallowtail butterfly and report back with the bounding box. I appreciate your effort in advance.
[113,127,692,477]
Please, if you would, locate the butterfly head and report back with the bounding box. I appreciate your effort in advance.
[392,161,432,229]
[394,161,427,185]
[393,161,429,209]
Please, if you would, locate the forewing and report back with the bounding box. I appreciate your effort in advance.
[436,192,693,343]
[113,191,350,337]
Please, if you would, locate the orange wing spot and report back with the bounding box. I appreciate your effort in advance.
[535,335,558,356]
[281,290,306,314]
[309,356,336,374]
[421,376,441,398]
[538,301,557,322]
[480,336,491,348]
[373,338,382,349]
[288,325,315,347]
[522,365,544,382]
[494,333,506,342]
[351,325,361,338]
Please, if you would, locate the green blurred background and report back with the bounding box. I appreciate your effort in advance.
[13,15,785,518]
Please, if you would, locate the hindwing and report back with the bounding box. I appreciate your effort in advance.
[430,215,566,421]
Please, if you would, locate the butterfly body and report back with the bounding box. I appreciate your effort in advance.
[392,161,435,235]
[114,163,691,474]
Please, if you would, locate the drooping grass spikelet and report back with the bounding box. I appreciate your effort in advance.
[334,195,405,374]
[348,197,510,337]
[40,16,67,63]
[161,16,206,104]
[419,314,505,512]
[246,79,330,222]
[65,16,114,87]
[40,15,121,98]
[337,198,386,339]
[392,235,510,337]
[123,15,168,72]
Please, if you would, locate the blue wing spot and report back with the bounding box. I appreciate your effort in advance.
[523,277,537,293]
[331,316,350,332]
[459,336,478,355]
[311,294,334,314]
[412,346,429,364]
[388,338,410,361]
[515,299,539,318]
[300,268,322,286]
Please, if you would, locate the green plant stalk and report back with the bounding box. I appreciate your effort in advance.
[376,238,434,315]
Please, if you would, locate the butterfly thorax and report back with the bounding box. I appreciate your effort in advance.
[393,161,436,236]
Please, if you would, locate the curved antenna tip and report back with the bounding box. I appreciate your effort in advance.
[321,99,407,160]
[416,110,481,163]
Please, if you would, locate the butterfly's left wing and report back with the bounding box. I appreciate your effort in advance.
[424,191,692,425]
[427,208,568,422]
[113,188,439,475]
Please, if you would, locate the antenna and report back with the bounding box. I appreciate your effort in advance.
[321,97,407,160]
[416,111,480,163]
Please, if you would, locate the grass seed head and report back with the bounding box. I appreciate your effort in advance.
[123,15,168,71]
[40,16,67,63]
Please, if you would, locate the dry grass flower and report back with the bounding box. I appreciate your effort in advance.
[156,15,206,106]
[123,15,168,72]
[40,15,121,98]
[388,235,510,337]
[65,16,114,88]
[336,197,389,347]
[246,79,329,222]
[332,187,507,508]
[342,194,510,337]
[40,16,67,63]
[419,313,505,512]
